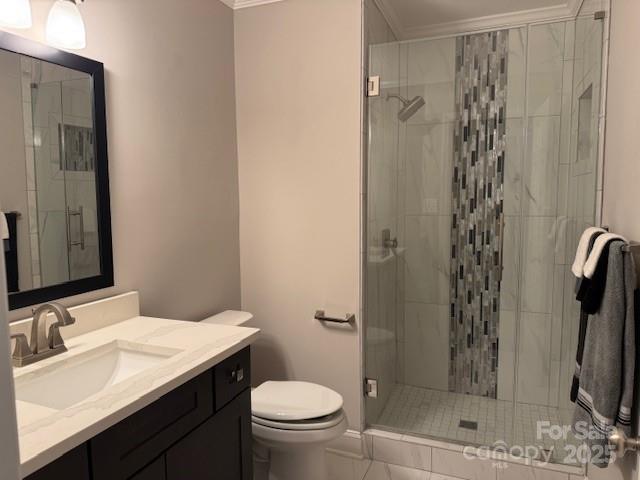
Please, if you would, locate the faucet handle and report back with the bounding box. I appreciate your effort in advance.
[10,333,34,363]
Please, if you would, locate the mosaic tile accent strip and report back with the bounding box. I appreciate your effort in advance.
[449,30,509,398]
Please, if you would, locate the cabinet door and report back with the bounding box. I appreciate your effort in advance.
[129,456,166,480]
[166,389,252,480]
[25,445,90,480]
[91,372,213,480]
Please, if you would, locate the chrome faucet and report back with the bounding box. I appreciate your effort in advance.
[10,302,76,367]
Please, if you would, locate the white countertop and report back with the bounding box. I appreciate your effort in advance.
[14,316,259,478]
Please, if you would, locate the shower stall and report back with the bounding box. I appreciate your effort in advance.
[363,0,609,466]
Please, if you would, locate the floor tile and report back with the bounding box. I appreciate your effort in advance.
[374,385,580,465]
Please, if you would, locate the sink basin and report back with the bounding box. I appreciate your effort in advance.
[14,341,181,410]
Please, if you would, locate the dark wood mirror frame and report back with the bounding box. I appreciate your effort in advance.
[0,32,113,311]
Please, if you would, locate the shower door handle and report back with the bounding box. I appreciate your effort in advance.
[383,238,398,249]
[67,206,85,251]
[382,228,398,249]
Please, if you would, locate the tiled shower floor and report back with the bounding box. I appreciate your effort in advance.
[375,384,581,464]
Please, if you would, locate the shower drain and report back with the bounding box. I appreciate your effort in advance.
[458,420,478,430]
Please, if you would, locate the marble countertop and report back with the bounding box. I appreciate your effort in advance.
[13,316,260,477]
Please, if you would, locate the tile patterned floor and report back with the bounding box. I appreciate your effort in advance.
[374,384,580,464]
[327,453,463,480]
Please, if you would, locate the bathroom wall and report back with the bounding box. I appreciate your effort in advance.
[5,0,241,322]
[602,0,640,241]
[599,0,640,478]
[235,0,362,429]
[0,255,19,479]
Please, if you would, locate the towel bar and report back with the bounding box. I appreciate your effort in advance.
[314,310,355,324]
[622,242,640,253]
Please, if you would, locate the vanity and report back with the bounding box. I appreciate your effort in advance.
[12,293,259,479]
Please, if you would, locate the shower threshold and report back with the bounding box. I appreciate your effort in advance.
[371,384,583,467]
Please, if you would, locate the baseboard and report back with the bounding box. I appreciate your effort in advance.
[326,429,365,459]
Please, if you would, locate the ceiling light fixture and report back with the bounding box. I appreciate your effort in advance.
[46,0,86,50]
[0,0,33,29]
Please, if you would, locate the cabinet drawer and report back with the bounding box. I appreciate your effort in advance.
[214,347,251,410]
[91,372,213,480]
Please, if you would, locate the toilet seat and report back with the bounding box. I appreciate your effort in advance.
[252,409,345,431]
[251,380,343,421]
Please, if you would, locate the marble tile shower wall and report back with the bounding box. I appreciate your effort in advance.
[397,37,456,393]
[558,13,605,427]
[365,0,401,425]
[26,58,100,287]
[397,22,584,409]
[511,22,573,409]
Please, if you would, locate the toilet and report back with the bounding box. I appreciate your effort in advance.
[201,312,348,480]
[251,380,347,480]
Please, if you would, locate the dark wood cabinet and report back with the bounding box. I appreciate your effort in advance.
[25,348,252,480]
[91,372,214,480]
[166,389,253,480]
[25,444,90,480]
[129,456,166,480]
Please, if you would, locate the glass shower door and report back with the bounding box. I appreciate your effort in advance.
[60,76,100,281]
[29,59,100,287]
[364,40,402,427]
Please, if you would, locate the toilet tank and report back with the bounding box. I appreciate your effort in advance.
[200,310,253,327]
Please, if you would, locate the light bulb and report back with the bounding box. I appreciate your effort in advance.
[0,0,33,29]
[46,0,86,50]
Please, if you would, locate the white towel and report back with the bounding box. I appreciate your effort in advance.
[571,227,606,278]
[583,233,628,279]
[0,212,8,241]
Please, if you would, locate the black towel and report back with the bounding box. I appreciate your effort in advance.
[571,232,605,403]
[578,239,617,315]
[4,212,19,293]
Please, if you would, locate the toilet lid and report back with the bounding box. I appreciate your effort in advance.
[251,381,343,421]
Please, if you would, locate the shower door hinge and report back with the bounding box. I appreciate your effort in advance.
[367,76,380,97]
[364,378,378,398]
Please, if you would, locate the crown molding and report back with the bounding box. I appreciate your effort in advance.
[569,0,586,16]
[375,1,583,40]
[220,0,286,9]
[372,0,404,40]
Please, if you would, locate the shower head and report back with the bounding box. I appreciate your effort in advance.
[387,94,426,122]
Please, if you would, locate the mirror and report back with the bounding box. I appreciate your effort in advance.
[0,32,113,311]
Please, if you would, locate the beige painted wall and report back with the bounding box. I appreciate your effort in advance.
[0,257,19,478]
[596,0,640,479]
[235,0,363,429]
[602,0,640,240]
[5,0,240,322]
